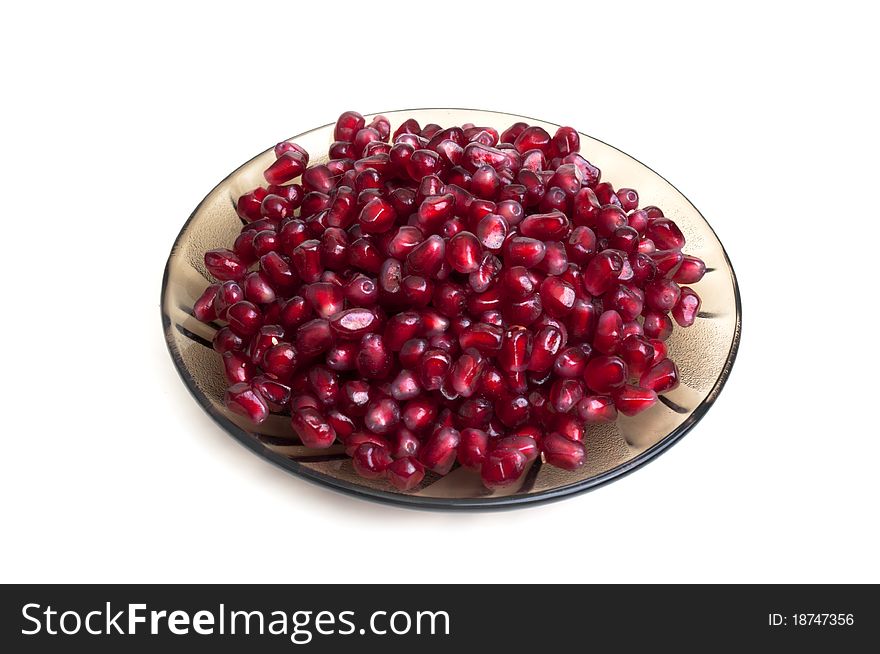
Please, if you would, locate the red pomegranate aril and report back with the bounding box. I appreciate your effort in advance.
[500,121,528,144]
[475,213,508,252]
[335,111,365,141]
[278,296,311,331]
[251,376,291,410]
[405,235,445,277]
[264,151,307,186]
[204,249,246,282]
[640,358,680,394]
[364,397,401,435]
[223,350,254,384]
[289,240,322,284]
[396,338,427,369]
[383,311,422,350]
[356,333,392,379]
[672,287,701,327]
[583,250,624,296]
[290,393,320,412]
[386,456,425,490]
[225,383,269,424]
[224,301,261,337]
[305,365,337,405]
[211,327,244,354]
[646,218,686,250]
[513,126,551,154]
[236,188,269,222]
[673,255,706,284]
[542,433,587,470]
[352,442,393,479]
[481,447,528,488]
[501,266,535,299]
[553,345,590,378]
[498,326,532,372]
[643,310,674,340]
[259,194,292,223]
[446,231,482,273]
[242,271,276,305]
[405,148,442,181]
[356,196,396,234]
[389,369,422,401]
[262,342,297,381]
[520,210,569,240]
[291,407,337,449]
[553,413,586,444]
[295,318,333,358]
[577,395,618,423]
[325,341,358,371]
[594,309,624,355]
[645,278,682,312]
[627,209,649,235]
[595,205,628,237]
[619,335,656,378]
[325,409,356,441]
[342,431,387,457]
[539,276,577,317]
[456,428,489,468]
[583,355,627,394]
[459,323,504,354]
[527,326,563,374]
[549,378,584,414]
[548,163,583,196]
[193,283,220,322]
[613,384,658,416]
[616,188,639,212]
[450,349,485,397]
[503,237,544,269]
[494,435,540,462]
[420,427,461,475]
[418,348,452,391]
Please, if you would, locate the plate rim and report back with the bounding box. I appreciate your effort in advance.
[160,107,742,511]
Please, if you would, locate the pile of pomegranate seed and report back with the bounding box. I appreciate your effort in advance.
[194,111,705,491]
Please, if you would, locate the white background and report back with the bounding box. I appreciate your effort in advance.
[2,1,877,584]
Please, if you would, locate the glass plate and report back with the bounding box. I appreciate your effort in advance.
[161,108,741,509]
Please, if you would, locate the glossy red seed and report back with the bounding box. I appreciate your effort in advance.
[673,256,706,284]
[583,355,628,393]
[577,395,618,423]
[329,308,379,340]
[481,447,528,488]
[420,427,461,474]
[446,231,482,273]
[204,249,247,281]
[553,345,590,378]
[325,341,358,371]
[672,287,701,327]
[549,378,584,414]
[223,350,254,384]
[513,126,552,154]
[640,358,680,394]
[352,442,393,479]
[643,311,674,340]
[458,428,490,468]
[386,457,425,490]
[193,284,220,322]
[542,433,587,470]
[364,397,400,435]
[520,210,569,240]
[647,218,686,250]
[291,407,337,448]
[539,276,577,317]
[389,369,422,401]
[619,335,656,377]
[594,310,624,354]
[645,278,682,312]
[225,383,269,423]
[583,250,624,296]
[613,385,658,416]
[334,111,365,141]
[295,318,333,357]
[226,301,262,337]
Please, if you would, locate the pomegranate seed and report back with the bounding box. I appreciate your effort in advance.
[223,350,254,384]
[500,122,529,144]
[325,341,358,371]
[613,384,658,416]
[551,126,580,157]
[364,397,401,434]
[420,427,461,474]
[583,355,627,394]
[520,210,570,240]
[352,442,393,479]
[619,335,656,377]
[672,287,701,327]
[583,250,624,296]
[204,249,247,281]
[481,447,528,488]
[645,278,682,312]
[225,383,269,423]
[616,188,639,212]
[643,310,674,340]
[594,309,624,354]
[553,413,585,444]
[390,369,422,401]
[539,276,577,317]
[527,326,563,374]
[386,457,425,490]
[553,345,590,378]
[577,395,618,423]
[291,407,337,448]
[513,126,552,154]
[640,358,680,394]
[549,378,584,413]
[646,218,686,250]
[673,255,706,284]
[542,433,586,470]
[446,231,482,273]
